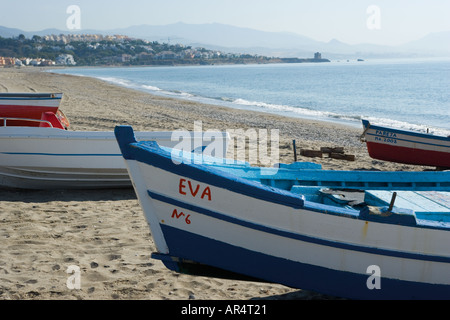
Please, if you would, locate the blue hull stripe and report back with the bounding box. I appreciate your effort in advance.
[365,132,449,149]
[160,224,450,299]
[148,190,450,264]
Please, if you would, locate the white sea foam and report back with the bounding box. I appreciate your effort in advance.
[232,98,353,122]
[231,98,450,136]
[98,76,195,98]
[233,99,334,118]
[141,85,162,91]
[363,117,450,137]
[98,76,134,88]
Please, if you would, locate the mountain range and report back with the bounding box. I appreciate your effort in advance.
[1,22,449,59]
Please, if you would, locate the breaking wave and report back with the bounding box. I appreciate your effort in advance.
[229,98,450,136]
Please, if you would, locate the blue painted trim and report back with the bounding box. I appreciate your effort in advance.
[148,190,450,263]
[115,125,450,229]
[362,119,450,143]
[117,126,450,191]
[115,126,305,209]
[365,132,449,149]
[157,224,450,299]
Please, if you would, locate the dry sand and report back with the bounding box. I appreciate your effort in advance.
[0,67,425,301]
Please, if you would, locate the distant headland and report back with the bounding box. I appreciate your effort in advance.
[0,33,329,67]
[280,52,330,64]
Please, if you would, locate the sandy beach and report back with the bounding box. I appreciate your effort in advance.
[0,67,424,301]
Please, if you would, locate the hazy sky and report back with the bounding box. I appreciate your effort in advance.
[1,0,450,45]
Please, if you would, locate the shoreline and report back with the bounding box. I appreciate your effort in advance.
[0,67,424,300]
[48,64,365,132]
[47,59,450,136]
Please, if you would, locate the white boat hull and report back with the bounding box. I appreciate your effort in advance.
[115,126,450,299]
[132,160,450,299]
[0,127,229,189]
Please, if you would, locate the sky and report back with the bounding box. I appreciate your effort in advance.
[1,0,450,46]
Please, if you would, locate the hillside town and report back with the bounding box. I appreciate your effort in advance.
[0,54,75,67]
[0,33,329,67]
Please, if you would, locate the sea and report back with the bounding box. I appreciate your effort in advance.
[51,57,450,136]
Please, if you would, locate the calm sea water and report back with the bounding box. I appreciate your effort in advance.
[52,58,450,135]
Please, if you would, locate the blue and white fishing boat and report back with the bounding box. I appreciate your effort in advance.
[361,119,450,169]
[115,125,450,300]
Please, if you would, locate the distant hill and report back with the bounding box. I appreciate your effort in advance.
[113,22,321,48]
[0,26,73,39]
[1,23,449,59]
[399,31,450,55]
[0,26,27,38]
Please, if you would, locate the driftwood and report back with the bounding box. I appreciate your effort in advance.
[329,152,356,161]
[320,147,344,154]
[300,149,323,158]
[299,146,355,161]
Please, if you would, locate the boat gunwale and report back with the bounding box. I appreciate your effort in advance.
[0,93,63,100]
[0,126,229,140]
[362,119,450,142]
[114,126,450,232]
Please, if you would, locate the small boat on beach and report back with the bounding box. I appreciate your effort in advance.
[0,93,229,189]
[0,93,64,127]
[115,125,450,300]
[361,119,450,169]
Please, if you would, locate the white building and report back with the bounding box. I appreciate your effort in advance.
[56,54,76,66]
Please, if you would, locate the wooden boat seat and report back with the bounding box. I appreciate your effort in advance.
[365,190,450,222]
